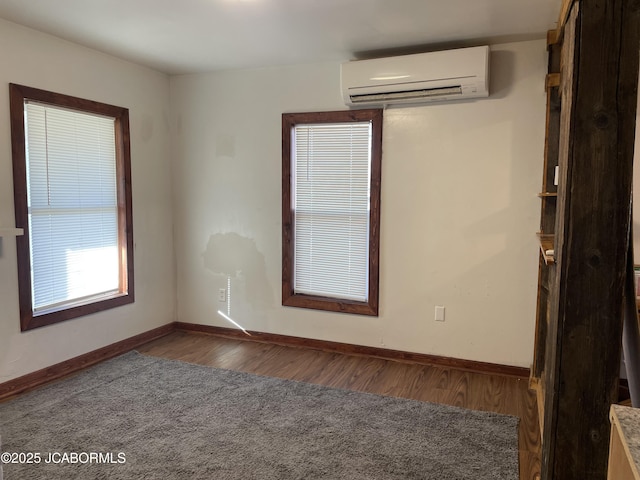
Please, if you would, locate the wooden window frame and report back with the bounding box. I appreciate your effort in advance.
[281,109,382,316]
[9,83,134,331]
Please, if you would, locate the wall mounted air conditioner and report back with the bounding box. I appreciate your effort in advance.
[341,46,490,107]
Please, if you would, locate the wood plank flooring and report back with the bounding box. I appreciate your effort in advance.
[138,331,541,480]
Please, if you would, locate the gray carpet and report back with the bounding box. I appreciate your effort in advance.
[0,352,519,479]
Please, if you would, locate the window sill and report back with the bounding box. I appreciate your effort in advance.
[283,292,378,316]
[0,227,24,237]
[22,292,134,331]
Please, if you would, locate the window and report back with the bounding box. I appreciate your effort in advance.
[282,109,382,316]
[9,84,134,331]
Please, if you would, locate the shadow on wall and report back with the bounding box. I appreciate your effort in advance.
[202,233,273,317]
[488,50,515,100]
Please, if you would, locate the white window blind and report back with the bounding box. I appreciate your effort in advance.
[24,101,120,312]
[292,121,372,301]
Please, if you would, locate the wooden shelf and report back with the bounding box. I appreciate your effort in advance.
[538,192,558,198]
[537,233,555,265]
[546,73,561,90]
[0,227,23,237]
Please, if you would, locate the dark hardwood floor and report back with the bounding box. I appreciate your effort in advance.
[138,330,541,480]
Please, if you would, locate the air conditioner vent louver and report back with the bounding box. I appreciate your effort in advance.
[350,86,463,104]
[341,46,489,107]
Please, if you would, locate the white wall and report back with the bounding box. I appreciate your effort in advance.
[170,39,547,368]
[0,19,176,382]
[0,25,546,379]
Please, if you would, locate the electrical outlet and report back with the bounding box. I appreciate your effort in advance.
[435,305,445,322]
[218,288,226,302]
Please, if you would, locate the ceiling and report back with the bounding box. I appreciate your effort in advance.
[0,0,560,75]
